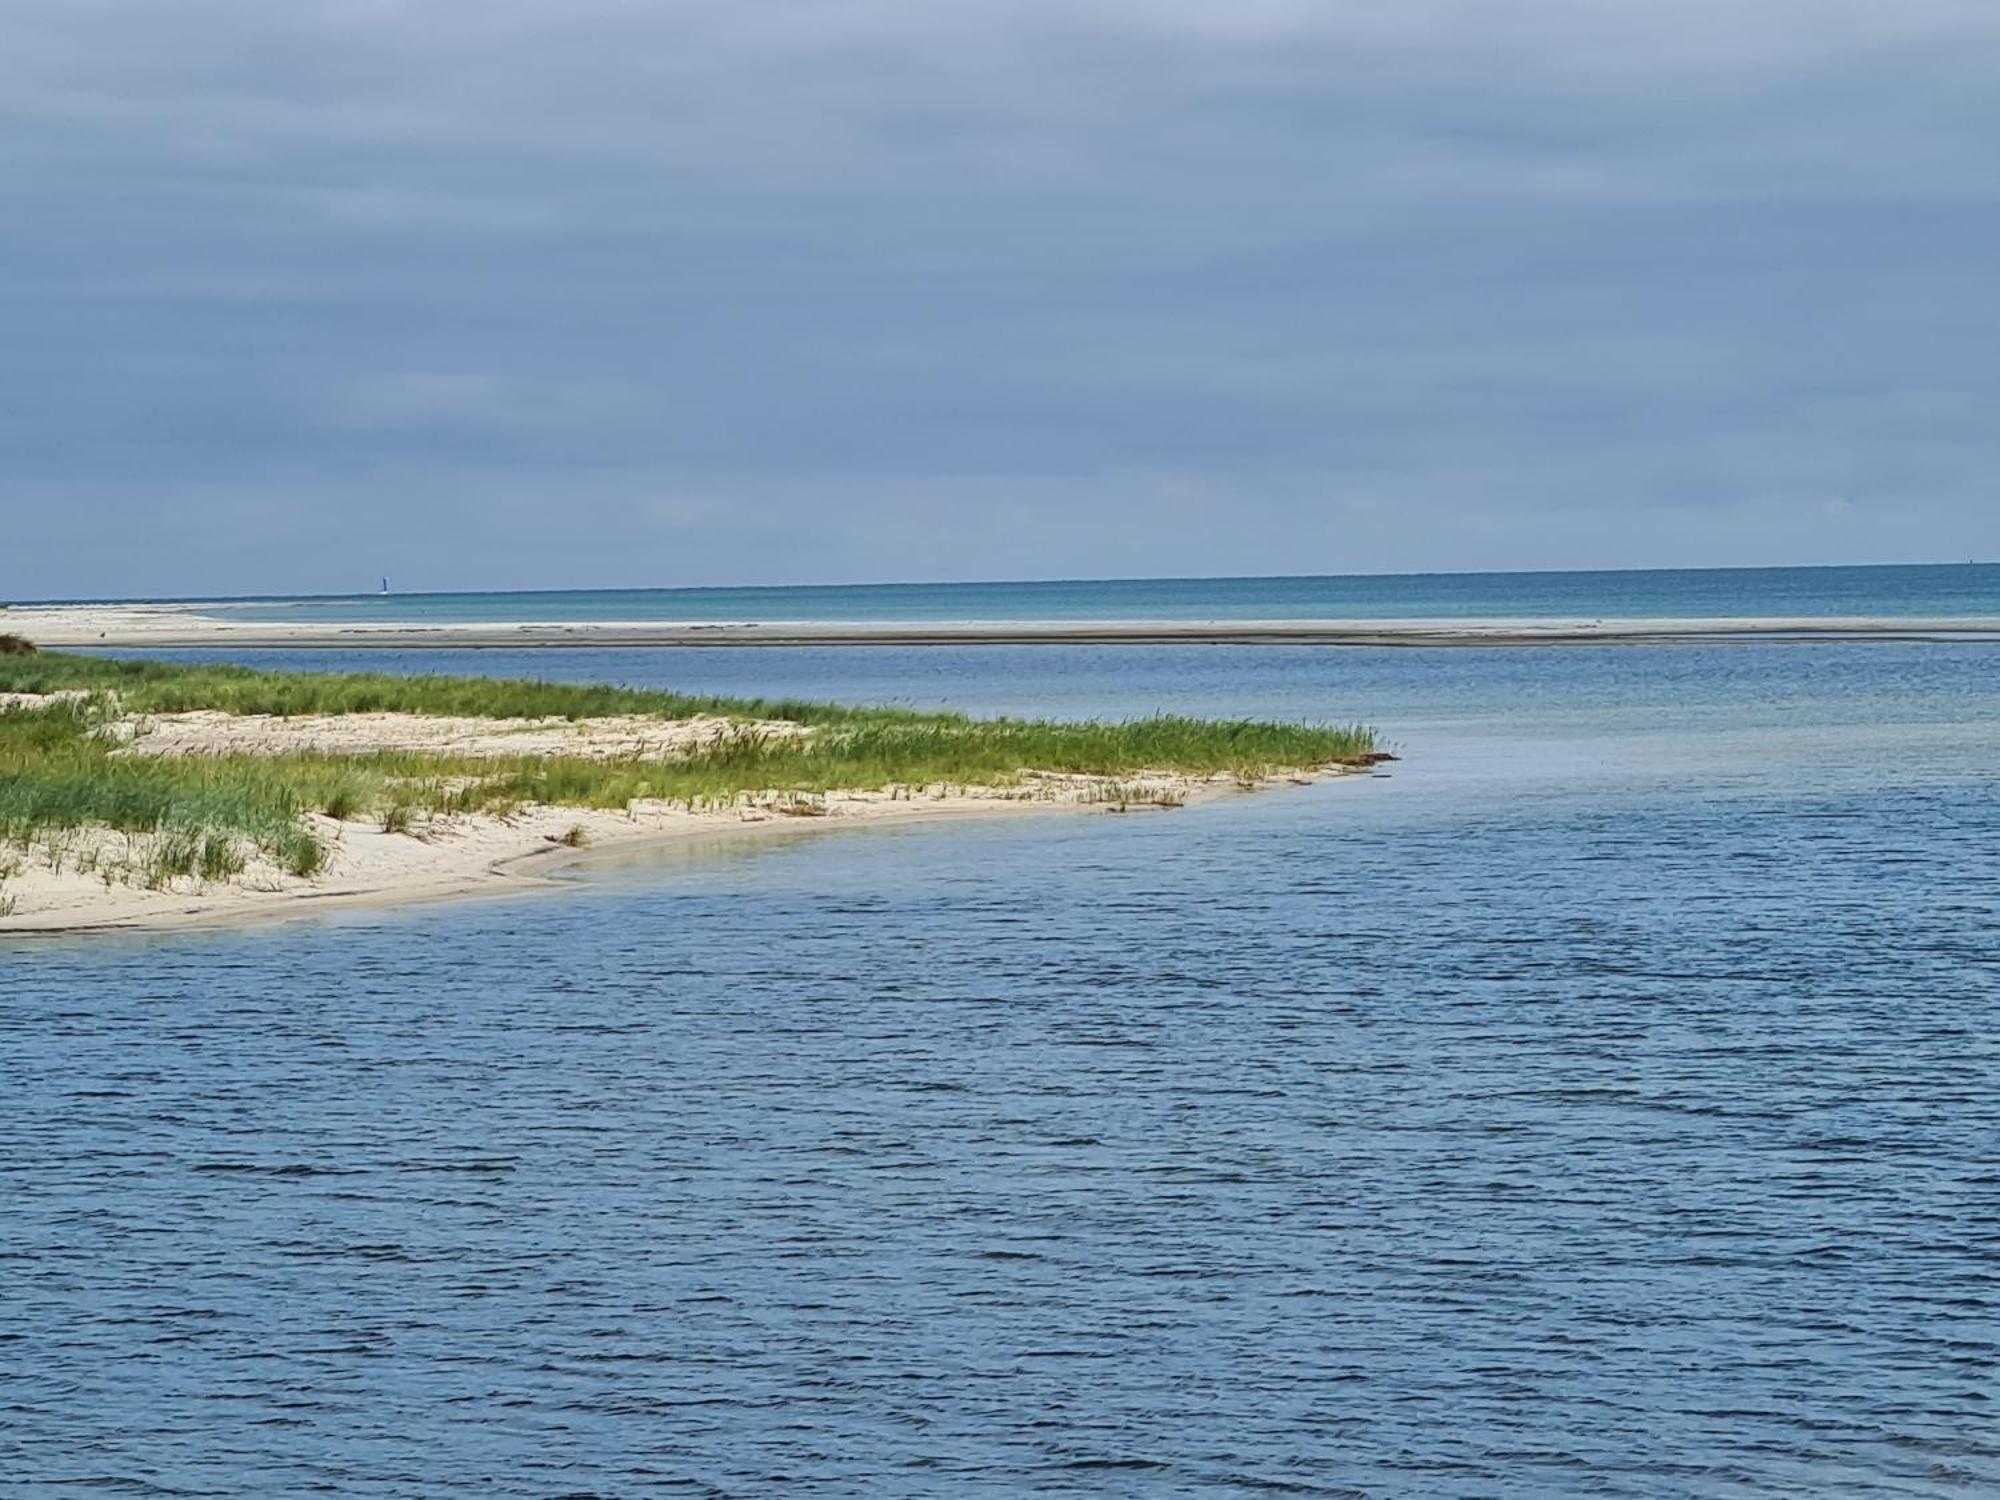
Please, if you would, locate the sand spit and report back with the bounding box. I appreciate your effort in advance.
[0,673,1377,936]
[0,769,1352,938]
[9,602,2000,649]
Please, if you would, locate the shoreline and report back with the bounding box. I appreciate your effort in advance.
[9,602,2000,649]
[0,771,1352,939]
[0,654,1380,940]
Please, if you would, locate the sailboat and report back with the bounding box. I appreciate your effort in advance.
[380,576,391,596]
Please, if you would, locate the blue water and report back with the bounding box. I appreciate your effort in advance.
[100,562,2000,624]
[5,640,2000,1496]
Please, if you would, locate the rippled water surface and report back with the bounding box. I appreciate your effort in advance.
[5,643,1999,1496]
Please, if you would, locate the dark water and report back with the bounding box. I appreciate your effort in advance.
[74,561,2000,624]
[5,643,2000,1496]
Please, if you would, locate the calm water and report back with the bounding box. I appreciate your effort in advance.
[5,640,1999,1496]
[78,561,2000,624]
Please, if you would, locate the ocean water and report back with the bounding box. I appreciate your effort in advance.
[117,561,2000,625]
[5,639,1999,1496]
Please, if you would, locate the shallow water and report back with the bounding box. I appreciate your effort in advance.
[5,642,1999,1496]
[102,560,2000,624]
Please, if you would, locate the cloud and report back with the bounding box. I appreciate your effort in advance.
[1,0,1996,594]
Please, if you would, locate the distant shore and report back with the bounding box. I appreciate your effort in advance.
[10,601,2000,649]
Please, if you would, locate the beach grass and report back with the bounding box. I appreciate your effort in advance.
[0,650,943,726]
[0,653,1376,887]
[0,702,330,880]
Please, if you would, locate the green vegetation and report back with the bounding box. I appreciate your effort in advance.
[0,653,1376,892]
[0,633,37,656]
[1,700,330,882]
[0,650,939,726]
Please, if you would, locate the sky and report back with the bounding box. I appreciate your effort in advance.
[4,0,1998,599]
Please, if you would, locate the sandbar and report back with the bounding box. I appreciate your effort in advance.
[8,602,2000,649]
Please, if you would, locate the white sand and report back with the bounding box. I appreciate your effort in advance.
[110,708,809,760]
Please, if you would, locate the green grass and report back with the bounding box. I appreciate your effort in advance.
[0,701,329,879]
[0,650,946,726]
[0,653,1377,890]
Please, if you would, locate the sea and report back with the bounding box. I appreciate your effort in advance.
[86,561,2000,623]
[4,569,1999,1497]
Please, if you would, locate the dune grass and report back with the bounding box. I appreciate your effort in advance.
[0,650,940,726]
[0,653,1376,892]
[0,701,330,879]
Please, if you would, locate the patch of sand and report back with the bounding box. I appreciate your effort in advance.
[109,709,810,760]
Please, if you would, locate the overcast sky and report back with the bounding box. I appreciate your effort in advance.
[5,0,1997,598]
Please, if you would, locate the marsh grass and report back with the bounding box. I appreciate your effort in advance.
[0,655,1375,893]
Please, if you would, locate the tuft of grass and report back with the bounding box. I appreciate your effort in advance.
[140,827,198,889]
[275,829,325,878]
[0,633,36,656]
[199,832,246,882]
[320,781,366,822]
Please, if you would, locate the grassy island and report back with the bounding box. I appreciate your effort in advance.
[0,646,1377,919]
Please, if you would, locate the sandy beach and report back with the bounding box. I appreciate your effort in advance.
[0,775,1341,938]
[9,601,2000,649]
